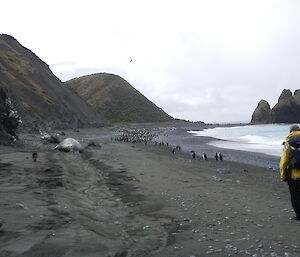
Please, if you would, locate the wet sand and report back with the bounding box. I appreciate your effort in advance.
[155,127,280,170]
[0,127,299,257]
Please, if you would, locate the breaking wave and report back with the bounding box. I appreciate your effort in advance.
[189,124,296,157]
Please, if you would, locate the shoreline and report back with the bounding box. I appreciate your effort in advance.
[17,123,281,170]
[9,122,282,171]
[155,126,280,171]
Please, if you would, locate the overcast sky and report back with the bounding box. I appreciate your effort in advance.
[2,0,300,123]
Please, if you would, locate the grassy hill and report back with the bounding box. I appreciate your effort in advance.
[66,73,174,123]
[0,34,107,131]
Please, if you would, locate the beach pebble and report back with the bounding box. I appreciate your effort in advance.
[217,168,231,174]
[292,245,300,249]
[212,176,223,182]
[15,203,27,209]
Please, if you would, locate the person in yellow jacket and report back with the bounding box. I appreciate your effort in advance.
[280,124,300,221]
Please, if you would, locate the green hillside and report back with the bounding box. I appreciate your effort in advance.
[66,73,174,123]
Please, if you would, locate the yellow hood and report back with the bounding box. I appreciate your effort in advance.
[280,130,300,181]
[284,131,300,144]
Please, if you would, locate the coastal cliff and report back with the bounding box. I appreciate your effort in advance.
[251,89,300,124]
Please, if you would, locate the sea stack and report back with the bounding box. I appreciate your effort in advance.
[251,89,300,124]
[270,89,300,123]
[251,100,271,124]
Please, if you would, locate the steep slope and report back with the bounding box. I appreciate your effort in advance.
[0,34,107,132]
[66,73,174,123]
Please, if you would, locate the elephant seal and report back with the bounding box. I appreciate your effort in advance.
[54,138,83,153]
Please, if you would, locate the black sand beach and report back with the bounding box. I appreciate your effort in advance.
[0,126,299,257]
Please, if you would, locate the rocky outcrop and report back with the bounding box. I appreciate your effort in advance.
[251,100,271,124]
[251,89,300,124]
[0,87,21,140]
[270,89,300,123]
[293,89,300,104]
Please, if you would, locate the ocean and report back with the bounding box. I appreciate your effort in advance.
[189,124,298,157]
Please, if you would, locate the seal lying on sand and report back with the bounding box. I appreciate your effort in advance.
[54,138,83,153]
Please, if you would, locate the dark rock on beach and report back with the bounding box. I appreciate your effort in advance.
[0,87,21,141]
[87,141,102,148]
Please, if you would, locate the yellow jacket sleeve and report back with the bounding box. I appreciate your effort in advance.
[279,145,291,182]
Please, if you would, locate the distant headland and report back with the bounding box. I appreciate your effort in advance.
[251,89,300,124]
